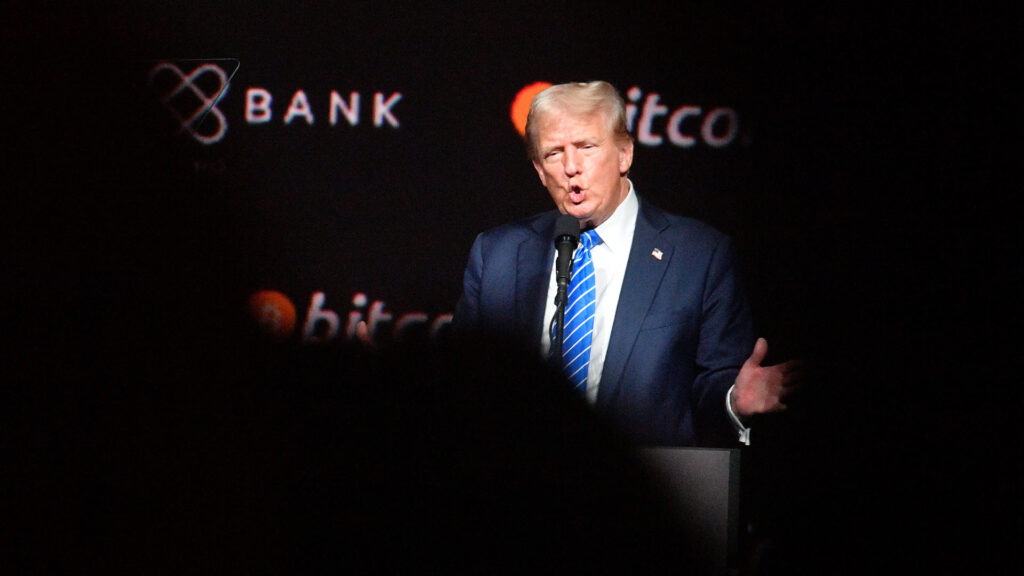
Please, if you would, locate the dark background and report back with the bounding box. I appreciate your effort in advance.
[3,3,1017,573]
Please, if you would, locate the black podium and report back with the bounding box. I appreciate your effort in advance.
[637,447,741,575]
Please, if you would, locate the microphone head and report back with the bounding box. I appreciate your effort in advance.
[554,214,580,244]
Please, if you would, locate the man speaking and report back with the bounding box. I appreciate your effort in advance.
[453,81,797,447]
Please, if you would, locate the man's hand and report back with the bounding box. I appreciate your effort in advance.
[731,337,802,420]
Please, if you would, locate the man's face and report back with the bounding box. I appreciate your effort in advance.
[531,108,634,229]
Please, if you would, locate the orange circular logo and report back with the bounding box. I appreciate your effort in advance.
[510,81,552,137]
[248,290,297,340]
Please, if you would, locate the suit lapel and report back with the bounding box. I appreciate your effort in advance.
[597,201,672,409]
[515,213,557,345]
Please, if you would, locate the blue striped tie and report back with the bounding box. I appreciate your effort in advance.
[559,229,601,393]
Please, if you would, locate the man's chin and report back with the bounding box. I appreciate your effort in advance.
[562,204,592,222]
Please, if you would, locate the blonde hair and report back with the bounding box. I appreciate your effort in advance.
[525,81,632,162]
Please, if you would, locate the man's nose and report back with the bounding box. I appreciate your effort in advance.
[563,147,582,175]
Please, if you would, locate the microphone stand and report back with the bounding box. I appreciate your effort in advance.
[552,259,573,365]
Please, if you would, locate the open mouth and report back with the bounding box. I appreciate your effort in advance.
[568,184,585,203]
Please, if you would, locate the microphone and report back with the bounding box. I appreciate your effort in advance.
[551,214,579,363]
[553,214,579,306]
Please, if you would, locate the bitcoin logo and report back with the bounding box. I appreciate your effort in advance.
[510,81,551,137]
[248,290,297,341]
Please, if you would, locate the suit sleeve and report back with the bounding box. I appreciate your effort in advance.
[692,235,754,446]
[452,233,485,335]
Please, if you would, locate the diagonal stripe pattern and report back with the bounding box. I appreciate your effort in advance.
[558,229,601,393]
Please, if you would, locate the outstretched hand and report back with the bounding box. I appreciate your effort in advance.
[731,337,802,420]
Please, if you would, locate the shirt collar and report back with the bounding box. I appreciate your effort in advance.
[592,180,638,255]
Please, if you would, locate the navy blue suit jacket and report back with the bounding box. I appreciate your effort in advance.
[453,196,753,447]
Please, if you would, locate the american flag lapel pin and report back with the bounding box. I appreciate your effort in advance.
[651,248,663,260]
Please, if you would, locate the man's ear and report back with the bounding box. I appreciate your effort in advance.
[532,159,546,185]
[619,140,634,175]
